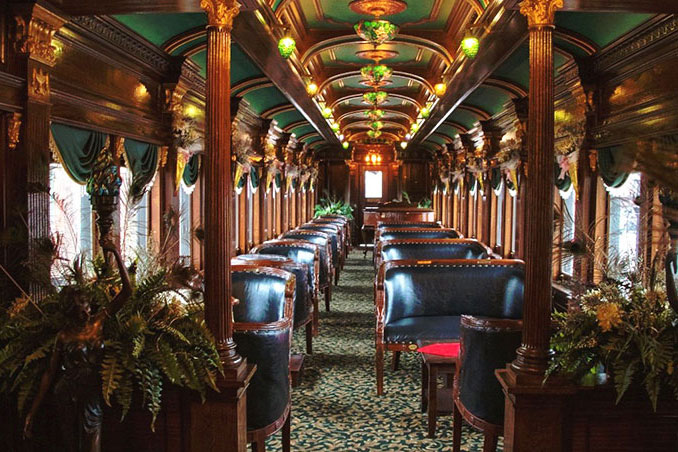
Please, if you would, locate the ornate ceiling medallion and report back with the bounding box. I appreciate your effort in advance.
[354,20,399,46]
[360,79,392,88]
[355,49,399,62]
[349,0,407,17]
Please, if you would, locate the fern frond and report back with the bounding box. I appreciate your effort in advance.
[101,349,124,406]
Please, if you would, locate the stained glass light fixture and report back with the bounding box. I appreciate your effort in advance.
[278,35,296,59]
[364,109,385,120]
[461,29,480,59]
[360,64,393,87]
[434,81,447,97]
[305,78,319,96]
[363,91,388,106]
[342,141,350,150]
[322,107,333,118]
[354,20,399,46]
[367,130,382,139]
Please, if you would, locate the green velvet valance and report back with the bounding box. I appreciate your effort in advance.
[598,146,629,189]
[274,173,283,190]
[490,168,502,191]
[250,167,260,190]
[182,154,200,187]
[123,138,159,202]
[50,123,109,184]
[555,162,572,192]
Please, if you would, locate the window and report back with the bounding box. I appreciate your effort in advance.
[607,172,641,274]
[179,185,192,263]
[364,170,383,199]
[49,163,92,280]
[495,182,504,247]
[561,187,576,276]
[119,167,150,264]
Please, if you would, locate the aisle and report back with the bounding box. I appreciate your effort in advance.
[268,251,500,451]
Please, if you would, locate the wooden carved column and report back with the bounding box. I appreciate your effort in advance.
[497,2,576,452]
[6,3,65,297]
[192,2,255,451]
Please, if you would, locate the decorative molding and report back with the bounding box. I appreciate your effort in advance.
[594,15,678,72]
[69,15,172,75]
[201,0,241,31]
[519,0,563,28]
[7,112,22,150]
[12,5,66,66]
[29,67,50,100]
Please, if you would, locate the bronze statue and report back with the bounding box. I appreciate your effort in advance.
[24,240,132,452]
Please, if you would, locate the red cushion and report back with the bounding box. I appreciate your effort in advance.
[417,342,460,358]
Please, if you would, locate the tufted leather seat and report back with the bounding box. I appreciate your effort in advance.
[232,265,295,451]
[312,217,351,258]
[373,228,460,266]
[278,230,333,311]
[233,254,316,352]
[251,240,321,320]
[374,259,524,395]
[376,238,492,269]
[452,315,523,452]
[299,223,342,283]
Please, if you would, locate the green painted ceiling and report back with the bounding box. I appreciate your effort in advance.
[437,124,461,139]
[554,12,652,48]
[464,87,511,117]
[447,109,480,131]
[115,13,205,46]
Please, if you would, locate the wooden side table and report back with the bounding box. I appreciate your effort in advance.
[418,341,459,438]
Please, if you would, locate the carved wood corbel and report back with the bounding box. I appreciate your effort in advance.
[12,4,65,66]
[7,112,22,150]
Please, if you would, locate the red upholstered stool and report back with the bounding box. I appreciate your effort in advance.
[417,341,460,438]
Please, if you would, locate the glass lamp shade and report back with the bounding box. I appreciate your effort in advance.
[461,35,479,59]
[354,20,399,46]
[306,81,319,96]
[330,122,340,132]
[367,130,382,139]
[434,82,447,97]
[363,91,388,106]
[420,107,430,118]
[342,141,350,149]
[365,109,385,120]
[322,107,333,118]
[278,36,296,58]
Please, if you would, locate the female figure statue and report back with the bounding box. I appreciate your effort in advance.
[24,240,132,452]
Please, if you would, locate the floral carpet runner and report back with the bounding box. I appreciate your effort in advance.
[268,251,500,451]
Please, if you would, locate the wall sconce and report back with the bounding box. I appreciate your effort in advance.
[278,30,296,59]
[434,81,447,97]
[342,141,350,150]
[400,141,407,149]
[461,29,480,59]
[305,77,319,96]
[322,107,333,118]
[364,152,382,164]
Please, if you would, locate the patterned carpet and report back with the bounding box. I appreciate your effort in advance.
[266,250,501,452]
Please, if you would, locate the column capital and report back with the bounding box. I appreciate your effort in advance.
[519,0,563,28]
[11,3,66,66]
[201,0,241,31]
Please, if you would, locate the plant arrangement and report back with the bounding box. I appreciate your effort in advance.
[354,20,399,46]
[363,91,388,106]
[360,64,392,86]
[0,248,222,430]
[547,271,678,410]
[314,195,354,220]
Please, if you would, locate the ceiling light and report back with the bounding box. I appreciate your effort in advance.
[434,82,447,97]
[278,35,296,59]
[305,80,319,96]
[322,107,333,118]
[420,106,430,118]
[461,30,480,59]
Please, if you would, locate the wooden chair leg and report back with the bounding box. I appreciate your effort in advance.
[483,432,498,452]
[312,296,319,336]
[305,322,313,355]
[252,438,266,452]
[282,410,291,452]
[427,366,438,438]
[325,285,331,312]
[376,345,384,395]
[421,363,428,413]
[453,401,462,452]
[391,351,401,371]
[334,269,339,286]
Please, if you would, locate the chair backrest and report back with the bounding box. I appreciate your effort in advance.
[376,221,441,230]
[379,239,492,264]
[232,265,294,431]
[378,259,524,325]
[378,227,460,242]
[299,224,340,260]
[251,240,321,295]
[278,231,331,286]
[232,254,312,329]
[456,315,522,427]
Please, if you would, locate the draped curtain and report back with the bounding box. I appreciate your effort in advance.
[182,154,201,187]
[50,123,109,184]
[123,138,159,202]
[554,162,572,192]
[490,168,503,191]
[250,166,260,191]
[598,146,629,188]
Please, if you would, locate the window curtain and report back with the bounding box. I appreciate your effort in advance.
[182,154,201,187]
[554,162,572,192]
[274,173,283,191]
[123,138,159,203]
[490,167,503,191]
[598,146,629,189]
[250,166,260,191]
[50,123,109,184]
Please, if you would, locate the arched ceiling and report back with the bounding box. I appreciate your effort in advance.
[113,5,656,151]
